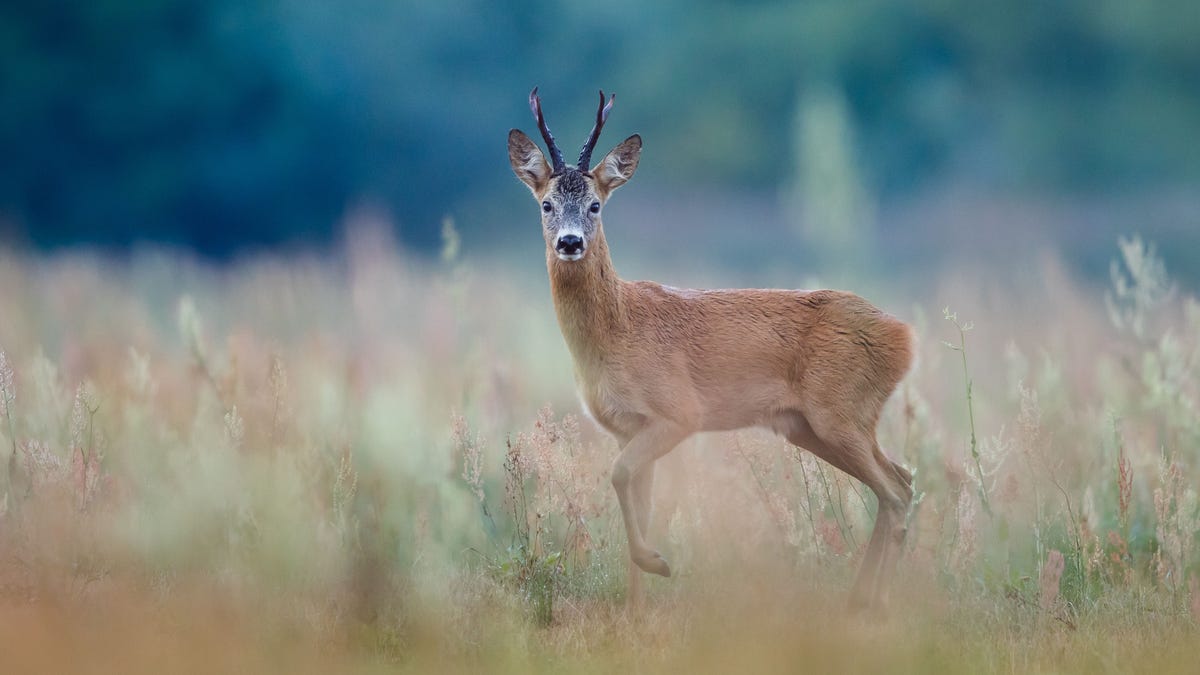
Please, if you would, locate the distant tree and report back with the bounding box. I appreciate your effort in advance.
[1,0,1197,252]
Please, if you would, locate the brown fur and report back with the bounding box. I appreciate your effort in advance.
[509,116,915,612]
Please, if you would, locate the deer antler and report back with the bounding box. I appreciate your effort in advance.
[578,90,616,173]
[529,87,566,174]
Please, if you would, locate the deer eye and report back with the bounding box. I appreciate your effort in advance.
[589,202,600,214]
[542,201,552,213]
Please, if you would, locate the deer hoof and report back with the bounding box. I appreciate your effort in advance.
[634,551,671,577]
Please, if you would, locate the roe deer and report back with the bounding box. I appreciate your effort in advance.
[507,88,915,611]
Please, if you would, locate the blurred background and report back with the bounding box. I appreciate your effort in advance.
[1,0,1198,286]
[3,5,1200,667]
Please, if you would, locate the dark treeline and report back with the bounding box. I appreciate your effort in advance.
[2,0,1197,254]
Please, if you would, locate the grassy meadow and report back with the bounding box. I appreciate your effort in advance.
[1,222,1198,673]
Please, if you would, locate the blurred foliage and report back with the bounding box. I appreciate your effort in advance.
[1,0,1199,253]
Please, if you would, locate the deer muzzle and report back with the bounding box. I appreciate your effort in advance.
[555,234,585,260]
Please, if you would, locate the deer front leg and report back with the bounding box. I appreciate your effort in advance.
[627,460,657,605]
[612,423,687,578]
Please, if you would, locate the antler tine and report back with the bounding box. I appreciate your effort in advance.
[529,87,566,174]
[578,89,616,172]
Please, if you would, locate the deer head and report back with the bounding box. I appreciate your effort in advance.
[508,88,642,262]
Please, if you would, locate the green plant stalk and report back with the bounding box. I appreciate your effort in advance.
[963,374,990,516]
[951,316,992,517]
[795,450,822,555]
[3,395,16,499]
[734,438,789,542]
[816,462,857,551]
[4,406,14,459]
[3,411,13,455]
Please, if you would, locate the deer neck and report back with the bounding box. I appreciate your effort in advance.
[547,230,623,370]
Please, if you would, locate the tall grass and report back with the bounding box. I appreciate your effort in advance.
[0,225,1198,673]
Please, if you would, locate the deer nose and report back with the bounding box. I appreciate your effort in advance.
[556,234,584,255]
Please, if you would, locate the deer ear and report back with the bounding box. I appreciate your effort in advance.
[592,134,641,198]
[508,129,552,195]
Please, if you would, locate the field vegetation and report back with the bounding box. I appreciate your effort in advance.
[1,224,1198,673]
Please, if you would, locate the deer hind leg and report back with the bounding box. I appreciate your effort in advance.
[627,460,657,605]
[783,417,889,608]
[872,444,913,608]
[612,422,688,579]
[783,412,910,612]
